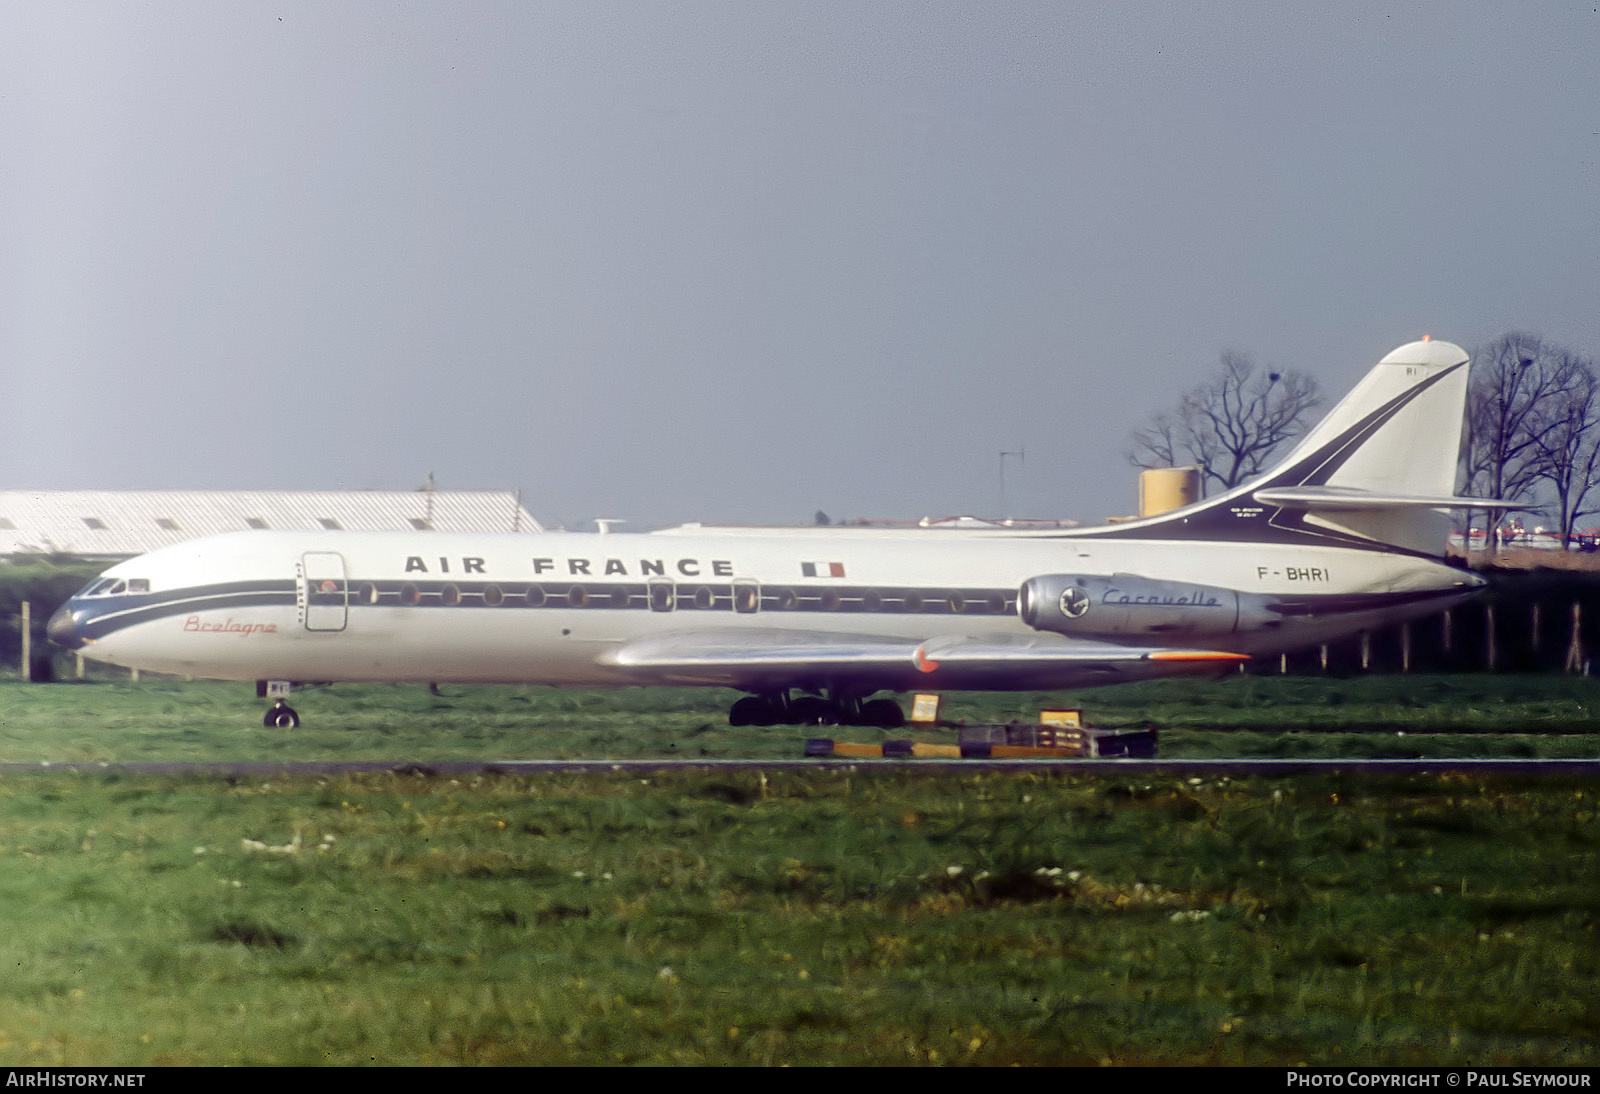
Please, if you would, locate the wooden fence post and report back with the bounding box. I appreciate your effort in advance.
[1566,601,1585,674]
[1486,604,1497,671]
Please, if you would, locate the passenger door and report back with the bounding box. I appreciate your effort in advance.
[301,551,348,632]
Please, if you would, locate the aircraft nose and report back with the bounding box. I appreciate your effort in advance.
[47,603,83,649]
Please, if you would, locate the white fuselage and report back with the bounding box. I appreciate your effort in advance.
[56,523,1479,691]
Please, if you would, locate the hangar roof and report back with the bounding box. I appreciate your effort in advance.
[0,491,541,558]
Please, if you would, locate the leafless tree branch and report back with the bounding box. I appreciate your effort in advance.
[1127,351,1322,494]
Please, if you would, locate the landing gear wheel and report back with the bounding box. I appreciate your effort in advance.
[789,695,839,726]
[728,696,775,727]
[264,703,300,729]
[859,698,906,729]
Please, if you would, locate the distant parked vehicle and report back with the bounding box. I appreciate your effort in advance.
[1450,525,1600,552]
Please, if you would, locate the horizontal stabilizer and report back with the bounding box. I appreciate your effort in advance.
[1253,486,1522,512]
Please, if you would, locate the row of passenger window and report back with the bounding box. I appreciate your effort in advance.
[324,581,1017,615]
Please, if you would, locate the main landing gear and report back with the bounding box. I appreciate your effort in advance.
[728,690,905,729]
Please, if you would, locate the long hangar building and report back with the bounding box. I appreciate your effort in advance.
[0,490,542,559]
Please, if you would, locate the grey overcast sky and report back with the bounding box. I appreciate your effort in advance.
[3,2,1596,530]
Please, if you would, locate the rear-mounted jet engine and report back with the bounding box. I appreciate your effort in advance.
[1018,574,1276,638]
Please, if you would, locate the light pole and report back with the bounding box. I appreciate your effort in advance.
[999,445,1025,516]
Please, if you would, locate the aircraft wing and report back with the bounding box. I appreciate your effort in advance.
[603,628,1246,691]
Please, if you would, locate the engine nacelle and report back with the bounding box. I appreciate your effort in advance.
[1018,573,1274,638]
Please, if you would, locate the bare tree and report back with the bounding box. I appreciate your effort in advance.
[1461,333,1595,545]
[1534,380,1600,542]
[1128,351,1322,495]
[1525,348,1600,543]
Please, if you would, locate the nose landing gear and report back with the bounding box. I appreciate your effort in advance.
[258,680,300,729]
[263,700,300,729]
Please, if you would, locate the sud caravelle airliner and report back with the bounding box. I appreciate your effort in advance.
[49,338,1507,729]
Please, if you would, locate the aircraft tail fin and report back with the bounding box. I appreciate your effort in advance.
[1276,337,1471,502]
[1109,339,1509,556]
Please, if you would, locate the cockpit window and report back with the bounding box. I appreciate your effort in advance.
[79,577,149,597]
[79,582,150,598]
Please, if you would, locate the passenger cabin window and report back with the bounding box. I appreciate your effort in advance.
[156,518,179,531]
[317,518,342,530]
[408,518,432,531]
[83,517,108,530]
[245,518,268,530]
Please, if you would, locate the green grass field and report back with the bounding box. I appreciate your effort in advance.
[2,671,1599,763]
[0,674,1595,1065]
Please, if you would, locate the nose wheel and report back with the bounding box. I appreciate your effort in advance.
[259,680,301,728]
[263,700,300,729]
